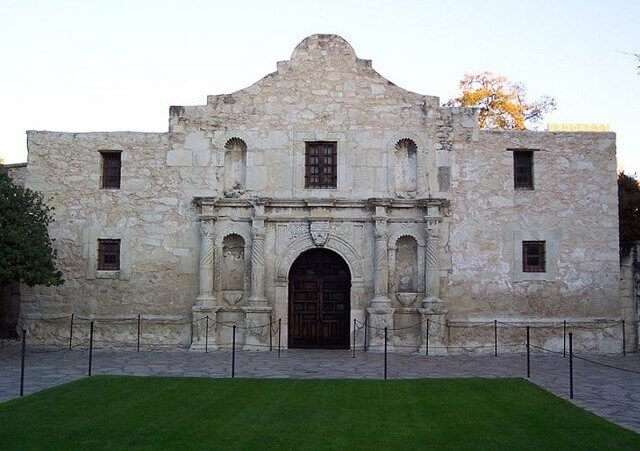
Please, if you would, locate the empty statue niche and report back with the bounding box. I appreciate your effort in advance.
[394,235,419,307]
[223,137,247,196]
[394,138,417,194]
[221,234,245,306]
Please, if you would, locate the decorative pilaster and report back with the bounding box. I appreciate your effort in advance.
[367,204,394,352]
[247,202,268,307]
[371,206,391,308]
[419,212,447,354]
[191,219,218,351]
[424,215,441,304]
[244,201,272,350]
[197,220,216,304]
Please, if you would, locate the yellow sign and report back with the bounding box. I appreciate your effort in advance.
[547,123,610,132]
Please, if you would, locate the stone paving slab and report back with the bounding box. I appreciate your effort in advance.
[1,342,639,433]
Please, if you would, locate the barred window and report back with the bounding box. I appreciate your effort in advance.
[522,241,546,272]
[101,151,121,189]
[513,150,534,190]
[98,239,121,270]
[305,142,337,189]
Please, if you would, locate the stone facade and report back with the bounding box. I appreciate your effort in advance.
[14,34,625,352]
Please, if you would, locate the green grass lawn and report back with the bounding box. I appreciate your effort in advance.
[1,376,638,450]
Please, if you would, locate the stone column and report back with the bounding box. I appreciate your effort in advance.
[197,220,216,304]
[247,203,267,307]
[191,219,218,351]
[244,202,272,350]
[367,205,394,352]
[424,216,441,303]
[419,214,447,354]
[371,206,391,308]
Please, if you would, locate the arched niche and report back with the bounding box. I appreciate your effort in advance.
[224,138,247,196]
[394,138,417,194]
[214,223,252,306]
[221,234,245,291]
[388,229,425,294]
[394,236,419,292]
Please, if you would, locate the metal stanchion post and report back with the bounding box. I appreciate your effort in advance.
[563,320,566,357]
[20,329,26,397]
[69,313,74,350]
[278,318,281,358]
[232,325,236,379]
[88,321,94,377]
[364,316,368,352]
[352,319,356,358]
[384,327,388,380]
[569,332,573,399]
[622,320,626,357]
[137,314,141,352]
[425,318,429,356]
[269,314,273,352]
[526,326,530,379]
[205,315,209,353]
[494,319,497,357]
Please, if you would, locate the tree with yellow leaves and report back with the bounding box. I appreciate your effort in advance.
[446,72,556,130]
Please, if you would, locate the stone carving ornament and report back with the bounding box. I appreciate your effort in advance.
[309,221,331,246]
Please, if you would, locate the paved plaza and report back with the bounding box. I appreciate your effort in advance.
[1,341,639,433]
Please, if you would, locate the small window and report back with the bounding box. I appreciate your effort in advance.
[98,239,121,270]
[101,151,121,189]
[522,241,545,272]
[305,142,337,189]
[513,150,533,190]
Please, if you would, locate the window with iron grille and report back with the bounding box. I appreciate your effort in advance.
[522,241,546,272]
[513,150,534,189]
[305,142,337,189]
[98,239,121,270]
[101,151,121,189]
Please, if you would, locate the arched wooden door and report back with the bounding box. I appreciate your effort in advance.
[288,249,351,349]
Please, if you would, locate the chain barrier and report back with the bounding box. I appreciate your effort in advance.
[572,354,640,375]
[3,315,637,405]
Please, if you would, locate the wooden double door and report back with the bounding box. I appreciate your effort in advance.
[288,249,351,349]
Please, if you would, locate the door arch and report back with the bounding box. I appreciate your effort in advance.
[288,248,351,349]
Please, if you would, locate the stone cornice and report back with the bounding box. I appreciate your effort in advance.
[193,196,449,210]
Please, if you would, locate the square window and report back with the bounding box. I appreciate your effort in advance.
[98,239,121,270]
[101,151,121,189]
[513,150,534,190]
[522,241,546,272]
[305,142,337,189]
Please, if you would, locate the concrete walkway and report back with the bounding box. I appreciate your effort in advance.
[1,341,639,433]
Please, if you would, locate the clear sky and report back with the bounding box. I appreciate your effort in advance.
[1,0,638,174]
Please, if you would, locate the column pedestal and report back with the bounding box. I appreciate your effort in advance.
[242,306,273,351]
[366,307,395,352]
[190,300,219,351]
[419,300,447,355]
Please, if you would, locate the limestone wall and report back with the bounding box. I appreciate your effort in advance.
[20,131,198,345]
[166,34,473,201]
[448,130,621,351]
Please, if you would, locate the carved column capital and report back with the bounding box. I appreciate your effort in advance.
[425,216,441,240]
[199,218,216,238]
